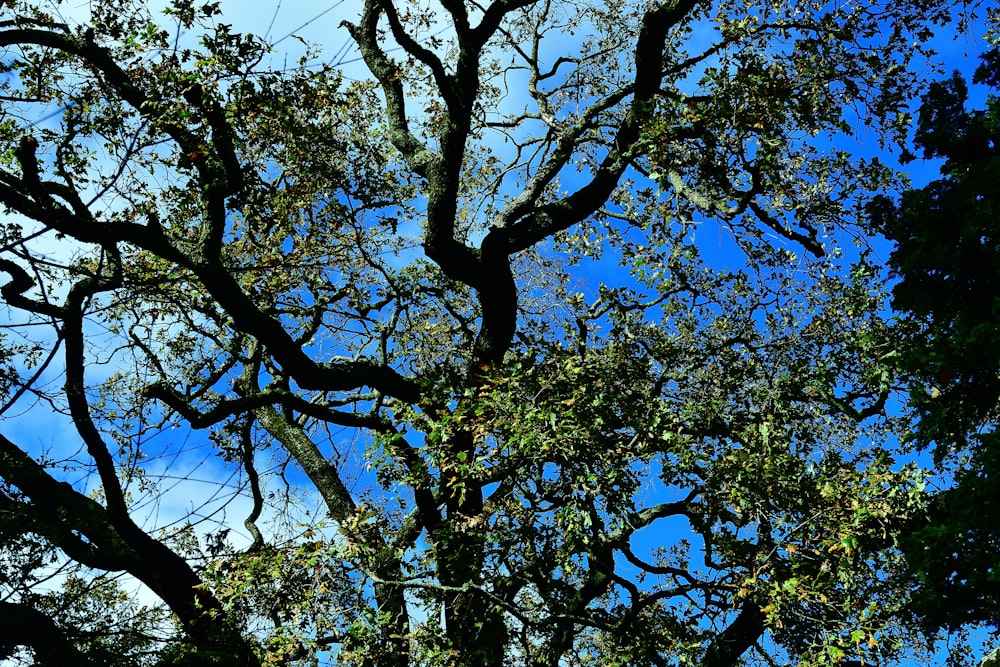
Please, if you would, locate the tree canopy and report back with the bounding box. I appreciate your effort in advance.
[873,47,1000,637]
[0,0,992,665]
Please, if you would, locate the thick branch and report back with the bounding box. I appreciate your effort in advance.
[253,405,412,667]
[0,257,62,318]
[0,601,102,667]
[700,603,766,667]
[0,433,258,663]
[254,405,358,521]
[472,0,543,46]
[0,469,130,572]
[623,492,698,536]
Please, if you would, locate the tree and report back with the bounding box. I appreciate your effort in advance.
[0,0,982,665]
[872,47,1000,636]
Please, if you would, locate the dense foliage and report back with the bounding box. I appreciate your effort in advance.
[874,48,1000,635]
[0,0,993,665]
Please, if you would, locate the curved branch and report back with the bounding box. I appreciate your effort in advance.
[144,381,389,430]
[488,0,700,254]
[0,257,62,318]
[61,256,132,522]
[239,418,265,551]
[380,0,453,107]
[0,601,102,667]
[342,6,441,179]
[0,26,237,204]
